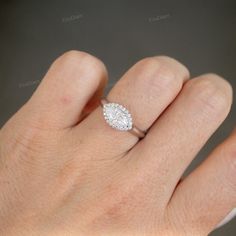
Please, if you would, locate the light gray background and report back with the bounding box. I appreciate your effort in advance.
[0,0,235,235]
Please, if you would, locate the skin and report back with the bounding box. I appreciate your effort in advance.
[0,50,235,236]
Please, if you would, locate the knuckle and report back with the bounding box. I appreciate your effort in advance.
[137,56,161,69]
[138,57,177,83]
[187,74,233,113]
[155,55,190,79]
[53,50,107,77]
[135,57,186,96]
[60,50,91,64]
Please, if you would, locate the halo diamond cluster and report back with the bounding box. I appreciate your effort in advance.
[103,103,133,131]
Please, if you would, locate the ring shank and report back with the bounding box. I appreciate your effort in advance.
[129,126,146,138]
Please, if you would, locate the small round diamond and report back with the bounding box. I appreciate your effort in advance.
[103,102,133,131]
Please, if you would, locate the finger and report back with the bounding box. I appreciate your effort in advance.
[167,128,236,235]
[133,74,232,202]
[74,56,189,156]
[24,50,108,129]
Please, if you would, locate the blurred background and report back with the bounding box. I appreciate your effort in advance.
[0,0,235,235]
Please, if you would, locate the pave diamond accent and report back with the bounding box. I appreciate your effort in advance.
[103,103,133,131]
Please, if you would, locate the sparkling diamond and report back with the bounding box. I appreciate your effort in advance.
[103,103,133,131]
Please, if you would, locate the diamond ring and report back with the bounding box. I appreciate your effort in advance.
[101,98,146,139]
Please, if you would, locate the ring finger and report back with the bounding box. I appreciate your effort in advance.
[73,56,189,157]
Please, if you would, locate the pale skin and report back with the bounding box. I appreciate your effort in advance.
[0,51,235,236]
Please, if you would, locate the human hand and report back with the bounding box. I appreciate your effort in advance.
[0,51,235,236]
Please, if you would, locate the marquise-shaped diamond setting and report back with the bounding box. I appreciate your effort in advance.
[103,103,133,131]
